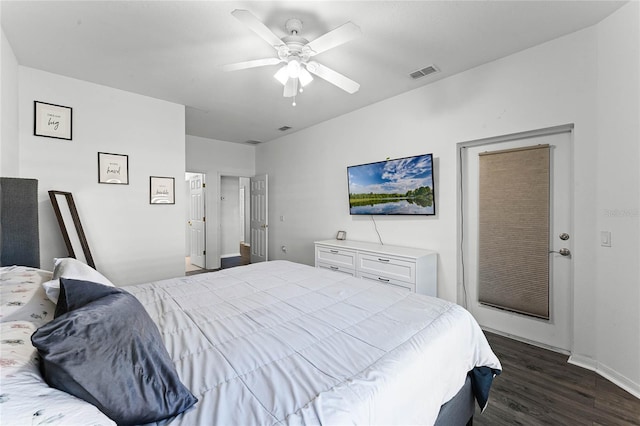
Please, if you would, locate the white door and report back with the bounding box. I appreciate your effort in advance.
[250,174,268,263]
[188,173,206,268]
[462,127,573,351]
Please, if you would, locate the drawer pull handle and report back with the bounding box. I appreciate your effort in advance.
[330,250,339,254]
[330,266,339,270]
[378,258,390,262]
[378,277,390,282]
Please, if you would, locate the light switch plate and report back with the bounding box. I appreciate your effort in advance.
[600,231,611,247]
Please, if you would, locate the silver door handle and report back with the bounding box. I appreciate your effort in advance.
[549,248,571,257]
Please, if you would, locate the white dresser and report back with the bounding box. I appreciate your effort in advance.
[314,239,438,297]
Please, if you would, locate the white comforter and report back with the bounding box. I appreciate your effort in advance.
[126,260,500,426]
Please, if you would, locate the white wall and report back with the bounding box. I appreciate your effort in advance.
[590,2,640,395]
[1,28,19,177]
[257,3,639,396]
[185,135,255,269]
[18,67,186,286]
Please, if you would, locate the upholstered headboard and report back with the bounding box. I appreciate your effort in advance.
[0,177,40,268]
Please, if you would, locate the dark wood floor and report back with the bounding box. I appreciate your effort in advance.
[221,255,250,269]
[474,332,640,426]
[186,255,249,276]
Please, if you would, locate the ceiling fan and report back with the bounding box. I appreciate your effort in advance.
[223,9,361,105]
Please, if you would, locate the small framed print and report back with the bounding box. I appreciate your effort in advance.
[336,230,346,240]
[34,101,72,140]
[98,152,129,184]
[150,176,175,204]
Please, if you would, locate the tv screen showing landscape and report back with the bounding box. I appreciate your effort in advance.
[347,153,435,215]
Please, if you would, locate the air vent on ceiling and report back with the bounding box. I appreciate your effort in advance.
[278,126,292,132]
[409,65,439,80]
[244,140,262,145]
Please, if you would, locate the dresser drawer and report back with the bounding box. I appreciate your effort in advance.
[359,272,414,292]
[357,253,416,284]
[314,240,437,297]
[316,246,357,269]
[317,262,356,277]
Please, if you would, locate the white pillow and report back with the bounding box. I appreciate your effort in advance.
[42,258,114,304]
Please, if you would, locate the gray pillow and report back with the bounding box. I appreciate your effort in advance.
[32,278,197,425]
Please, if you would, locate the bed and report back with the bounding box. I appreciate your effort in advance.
[1,260,501,426]
[0,178,501,426]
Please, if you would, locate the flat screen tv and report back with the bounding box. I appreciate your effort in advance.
[347,153,435,215]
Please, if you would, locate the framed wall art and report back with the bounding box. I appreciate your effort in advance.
[150,176,175,204]
[34,101,72,140]
[98,152,129,184]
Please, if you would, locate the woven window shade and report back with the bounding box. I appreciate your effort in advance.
[478,145,550,319]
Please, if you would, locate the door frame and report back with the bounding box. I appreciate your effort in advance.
[457,124,575,353]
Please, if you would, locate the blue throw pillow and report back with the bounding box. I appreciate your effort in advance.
[32,278,197,425]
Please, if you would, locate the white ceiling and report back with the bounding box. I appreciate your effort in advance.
[1,1,625,144]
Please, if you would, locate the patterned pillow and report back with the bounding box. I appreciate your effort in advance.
[42,258,114,304]
[1,364,116,425]
[0,266,55,326]
[1,271,116,426]
[0,321,38,377]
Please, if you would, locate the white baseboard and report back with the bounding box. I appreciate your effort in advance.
[567,353,597,370]
[568,354,640,399]
[480,326,571,355]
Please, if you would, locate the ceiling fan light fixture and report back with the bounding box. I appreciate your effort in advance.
[299,67,313,87]
[287,58,301,79]
[274,66,289,85]
[226,10,362,103]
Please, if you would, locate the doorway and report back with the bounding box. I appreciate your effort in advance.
[460,125,574,352]
[220,175,251,268]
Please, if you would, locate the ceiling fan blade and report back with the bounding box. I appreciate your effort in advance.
[222,57,281,72]
[283,78,298,98]
[306,22,361,55]
[306,61,360,94]
[231,9,286,49]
